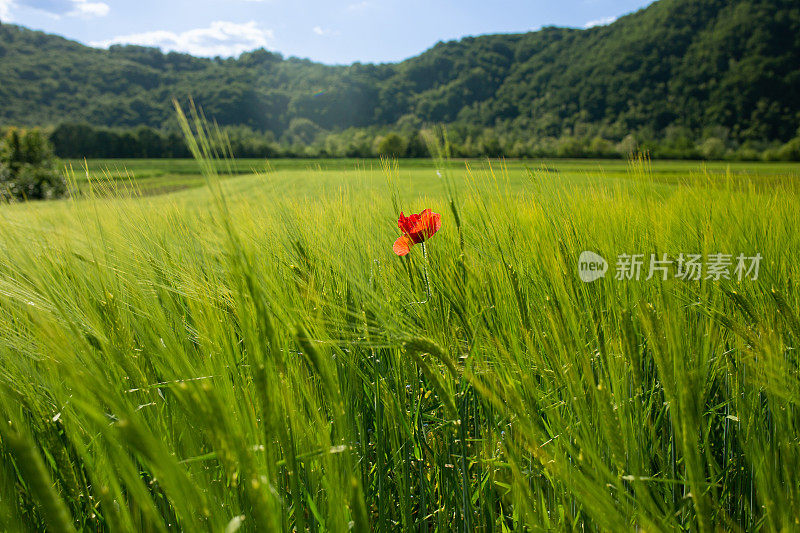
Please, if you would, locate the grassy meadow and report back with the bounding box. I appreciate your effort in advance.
[1,135,800,531]
[64,156,800,197]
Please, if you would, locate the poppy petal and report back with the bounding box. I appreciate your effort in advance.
[398,212,421,235]
[420,209,441,239]
[393,235,414,256]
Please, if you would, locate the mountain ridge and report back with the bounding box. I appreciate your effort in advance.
[1,0,798,143]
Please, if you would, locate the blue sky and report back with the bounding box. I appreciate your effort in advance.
[0,0,655,64]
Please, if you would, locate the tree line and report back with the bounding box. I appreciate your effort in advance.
[29,122,800,161]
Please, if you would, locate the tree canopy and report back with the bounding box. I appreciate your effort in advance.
[0,0,798,146]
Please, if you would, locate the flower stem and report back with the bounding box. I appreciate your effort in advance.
[421,241,431,302]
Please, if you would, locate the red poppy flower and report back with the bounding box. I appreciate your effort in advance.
[393,209,441,256]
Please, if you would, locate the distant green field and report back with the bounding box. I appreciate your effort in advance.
[1,153,799,531]
[65,157,800,198]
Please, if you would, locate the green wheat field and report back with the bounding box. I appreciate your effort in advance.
[1,123,800,532]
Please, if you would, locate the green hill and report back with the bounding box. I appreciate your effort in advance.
[0,0,798,148]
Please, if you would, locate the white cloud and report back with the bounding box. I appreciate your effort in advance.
[0,0,16,21]
[7,0,111,17]
[91,21,274,58]
[583,16,616,29]
[312,26,338,37]
[13,0,106,18]
[69,0,108,17]
[347,1,370,11]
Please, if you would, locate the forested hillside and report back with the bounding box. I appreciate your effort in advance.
[1,0,799,158]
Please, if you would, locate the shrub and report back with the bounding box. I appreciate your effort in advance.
[731,147,762,161]
[376,133,407,158]
[588,136,616,158]
[0,128,66,201]
[615,134,638,157]
[697,137,726,160]
[774,137,800,161]
[2,164,67,200]
[283,118,325,145]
